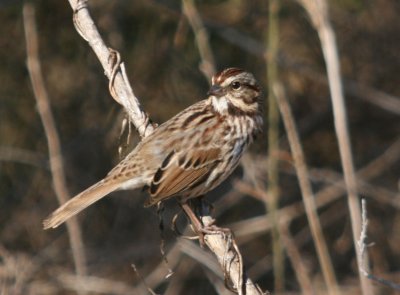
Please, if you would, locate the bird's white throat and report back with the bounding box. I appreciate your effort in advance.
[211,96,228,114]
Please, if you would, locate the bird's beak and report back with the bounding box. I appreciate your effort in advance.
[207,84,224,97]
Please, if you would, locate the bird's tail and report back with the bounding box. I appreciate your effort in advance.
[43,180,120,229]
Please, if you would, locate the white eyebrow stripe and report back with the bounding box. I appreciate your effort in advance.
[221,76,237,87]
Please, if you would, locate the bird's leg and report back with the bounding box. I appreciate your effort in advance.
[180,198,232,247]
[180,201,207,247]
[195,197,232,234]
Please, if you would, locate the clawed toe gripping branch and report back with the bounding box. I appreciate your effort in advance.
[178,200,248,294]
[178,199,231,247]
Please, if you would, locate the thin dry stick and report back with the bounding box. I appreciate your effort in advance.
[273,83,339,295]
[344,81,400,116]
[182,0,216,80]
[131,264,158,295]
[178,239,223,280]
[297,0,372,293]
[303,167,400,210]
[204,270,234,295]
[357,199,400,291]
[358,199,369,278]
[132,243,182,292]
[164,258,195,295]
[280,224,315,295]
[0,146,47,169]
[22,3,87,280]
[266,0,285,292]
[66,1,264,293]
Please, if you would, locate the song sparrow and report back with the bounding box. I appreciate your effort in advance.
[43,68,263,230]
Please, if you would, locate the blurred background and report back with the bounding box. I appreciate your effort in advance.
[1,0,399,294]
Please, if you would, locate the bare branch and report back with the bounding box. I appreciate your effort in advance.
[358,199,369,277]
[22,3,87,280]
[69,0,154,138]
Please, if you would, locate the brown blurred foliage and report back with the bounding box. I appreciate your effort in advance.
[0,0,399,294]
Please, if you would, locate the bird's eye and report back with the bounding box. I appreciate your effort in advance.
[231,81,241,90]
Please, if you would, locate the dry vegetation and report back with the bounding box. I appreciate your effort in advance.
[1,0,399,294]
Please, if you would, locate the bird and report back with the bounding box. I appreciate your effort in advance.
[43,67,263,231]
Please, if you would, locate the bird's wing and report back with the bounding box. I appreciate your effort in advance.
[144,146,222,206]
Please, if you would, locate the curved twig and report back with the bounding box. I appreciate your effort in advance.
[70,0,154,138]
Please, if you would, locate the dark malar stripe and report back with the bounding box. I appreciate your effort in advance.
[181,109,208,128]
[227,102,258,116]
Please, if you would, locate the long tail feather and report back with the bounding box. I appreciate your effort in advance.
[43,180,120,229]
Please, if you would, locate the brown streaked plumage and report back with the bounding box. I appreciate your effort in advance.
[43,68,263,229]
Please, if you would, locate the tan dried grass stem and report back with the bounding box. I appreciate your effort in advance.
[266,0,285,292]
[23,2,87,280]
[280,225,315,294]
[273,83,339,295]
[182,0,216,80]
